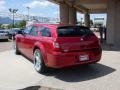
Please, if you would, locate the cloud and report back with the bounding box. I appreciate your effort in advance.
[53,11,59,17]
[0,0,7,12]
[53,11,59,15]
[23,0,56,9]
[22,10,45,17]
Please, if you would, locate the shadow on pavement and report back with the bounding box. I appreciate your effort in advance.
[44,63,116,82]
[20,86,41,90]
[21,86,62,90]
[20,48,116,83]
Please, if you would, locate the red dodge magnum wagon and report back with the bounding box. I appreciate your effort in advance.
[15,24,102,73]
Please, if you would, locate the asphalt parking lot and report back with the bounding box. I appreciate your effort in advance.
[0,41,120,90]
[0,40,13,52]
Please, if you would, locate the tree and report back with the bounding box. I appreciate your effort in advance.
[14,23,19,28]
[7,24,13,29]
[18,20,26,28]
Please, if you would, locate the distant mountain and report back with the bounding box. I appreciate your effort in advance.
[0,17,20,24]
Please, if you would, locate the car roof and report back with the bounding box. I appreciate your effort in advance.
[28,23,89,37]
[32,23,88,29]
[31,23,64,33]
[32,23,62,28]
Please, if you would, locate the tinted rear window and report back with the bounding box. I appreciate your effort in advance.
[57,26,94,37]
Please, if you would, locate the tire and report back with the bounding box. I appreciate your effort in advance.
[33,49,48,73]
[14,41,21,55]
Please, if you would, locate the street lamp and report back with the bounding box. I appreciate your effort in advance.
[9,8,18,28]
[26,6,30,21]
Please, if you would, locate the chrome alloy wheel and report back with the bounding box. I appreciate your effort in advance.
[34,49,42,72]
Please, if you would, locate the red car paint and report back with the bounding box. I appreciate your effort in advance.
[15,24,102,68]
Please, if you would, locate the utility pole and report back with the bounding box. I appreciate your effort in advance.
[9,8,18,28]
[26,6,30,21]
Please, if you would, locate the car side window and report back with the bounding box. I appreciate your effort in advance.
[39,27,51,37]
[24,26,32,34]
[29,26,38,36]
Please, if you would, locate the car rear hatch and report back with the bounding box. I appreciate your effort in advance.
[56,26,100,52]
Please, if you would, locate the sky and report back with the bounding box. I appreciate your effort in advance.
[0,0,59,17]
[0,0,107,24]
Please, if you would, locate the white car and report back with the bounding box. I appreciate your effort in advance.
[0,30,9,40]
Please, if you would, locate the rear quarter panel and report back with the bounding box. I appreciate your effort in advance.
[35,37,55,63]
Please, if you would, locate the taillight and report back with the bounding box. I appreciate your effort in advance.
[53,42,60,49]
[53,42,61,52]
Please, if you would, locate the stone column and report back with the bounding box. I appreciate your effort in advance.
[106,0,120,46]
[69,6,77,25]
[115,0,120,46]
[84,12,90,28]
[59,2,69,24]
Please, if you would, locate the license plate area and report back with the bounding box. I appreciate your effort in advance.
[79,55,89,61]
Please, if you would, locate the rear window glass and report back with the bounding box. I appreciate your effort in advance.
[57,26,94,37]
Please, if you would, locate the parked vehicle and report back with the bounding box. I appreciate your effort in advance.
[8,29,21,40]
[15,24,102,73]
[0,30,9,41]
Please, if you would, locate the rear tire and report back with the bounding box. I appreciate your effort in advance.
[33,49,48,73]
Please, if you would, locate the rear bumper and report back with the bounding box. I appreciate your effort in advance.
[46,49,102,68]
